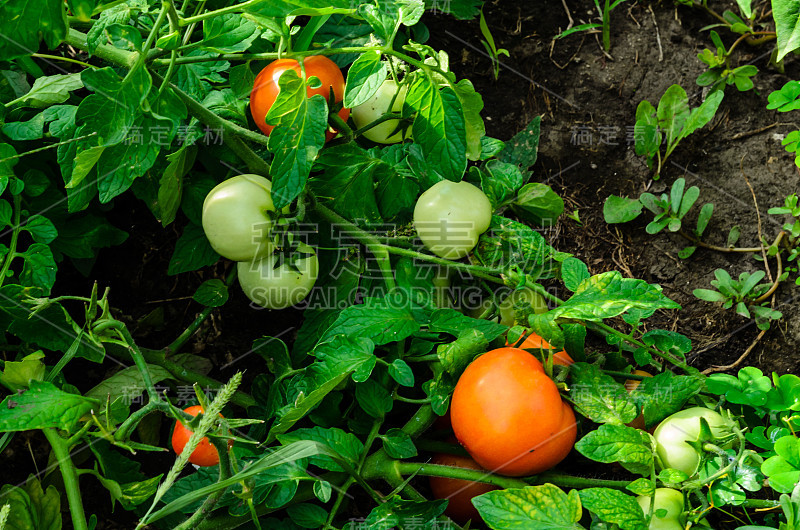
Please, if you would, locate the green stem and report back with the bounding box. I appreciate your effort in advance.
[42,429,88,530]
[393,462,529,489]
[588,321,691,371]
[115,400,171,441]
[96,321,161,402]
[0,195,22,289]
[310,201,397,291]
[125,6,168,82]
[174,437,233,530]
[65,28,137,68]
[166,306,214,354]
[31,53,92,68]
[179,0,286,25]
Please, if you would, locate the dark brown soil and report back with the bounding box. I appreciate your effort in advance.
[430,0,800,376]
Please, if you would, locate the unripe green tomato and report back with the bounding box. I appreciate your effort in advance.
[653,407,735,476]
[237,243,319,309]
[413,180,492,260]
[201,174,286,262]
[351,80,408,144]
[498,287,548,327]
[636,488,685,530]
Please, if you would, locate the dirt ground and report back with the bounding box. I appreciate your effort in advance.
[431,0,800,376]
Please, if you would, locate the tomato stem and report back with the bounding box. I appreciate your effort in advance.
[0,194,22,289]
[43,428,89,530]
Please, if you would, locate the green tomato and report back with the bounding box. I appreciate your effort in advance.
[653,407,735,476]
[237,243,319,309]
[636,488,685,530]
[351,79,408,144]
[498,287,548,327]
[201,174,285,262]
[413,180,493,260]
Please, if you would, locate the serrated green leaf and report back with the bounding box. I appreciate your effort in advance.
[473,484,583,529]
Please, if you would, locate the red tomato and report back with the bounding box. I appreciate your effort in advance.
[510,332,575,366]
[450,347,574,476]
[171,405,228,467]
[429,453,498,523]
[250,56,350,141]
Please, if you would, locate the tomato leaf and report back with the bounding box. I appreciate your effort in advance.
[2,113,45,141]
[561,257,590,292]
[511,182,565,226]
[312,335,376,383]
[657,85,690,149]
[0,476,62,530]
[475,160,523,208]
[473,484,583,529]
[772,0,800,61]
[428,308,507,341]
[320,297,420,346]
[363,495,446,528]
[355,379,393,418]
[405,76,467,182]
[388,359,415,387]
[574,424,654,476]
[192,279,229,308]
[167,223,220,276]
[311,143,384,224]
[267,69,327,208]
[277,426,363,472]
[579,488,648,530]
[436,329,489,375]
[19,243,56,292]
[548,271,680,322]
[452,78,485,160]
[201,14,260,53]
[630,372,704,428]
[498,116,541,170]
[381,428,417,459]
[343,50,387,107]
[0,0,68,61]
[0,380,97,431]
[570,363,639,425]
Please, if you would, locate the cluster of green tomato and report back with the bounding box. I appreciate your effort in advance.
[201,174,319,310]
[198,55,501,310]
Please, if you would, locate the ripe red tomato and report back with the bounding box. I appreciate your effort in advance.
[171,405,228,467]
[510,332,574,366]
[450,347,575,476]
[429,453,498,523]
[250,56,349,141]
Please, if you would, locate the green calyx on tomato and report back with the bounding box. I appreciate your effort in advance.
[201,174,288,262]
[414,180,493,260]
[237,242,319,309]
[250,55,349,141]
[351,79,409,144]
[652,406,736,476]
[450,347,577,476]
[636,488,685,530]
[171,405,229,467]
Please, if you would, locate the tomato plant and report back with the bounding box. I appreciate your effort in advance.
[201,174,285,262]
[653,406,735,475]
[351,79,409,143]
[237,243,319,309]
[250,56,349,141]
[625,370,653,431]
[414,180,493,259]
[171,405,227,467]
[450,347,576,476]
[636,488,686,530]
[429,453,498,523]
